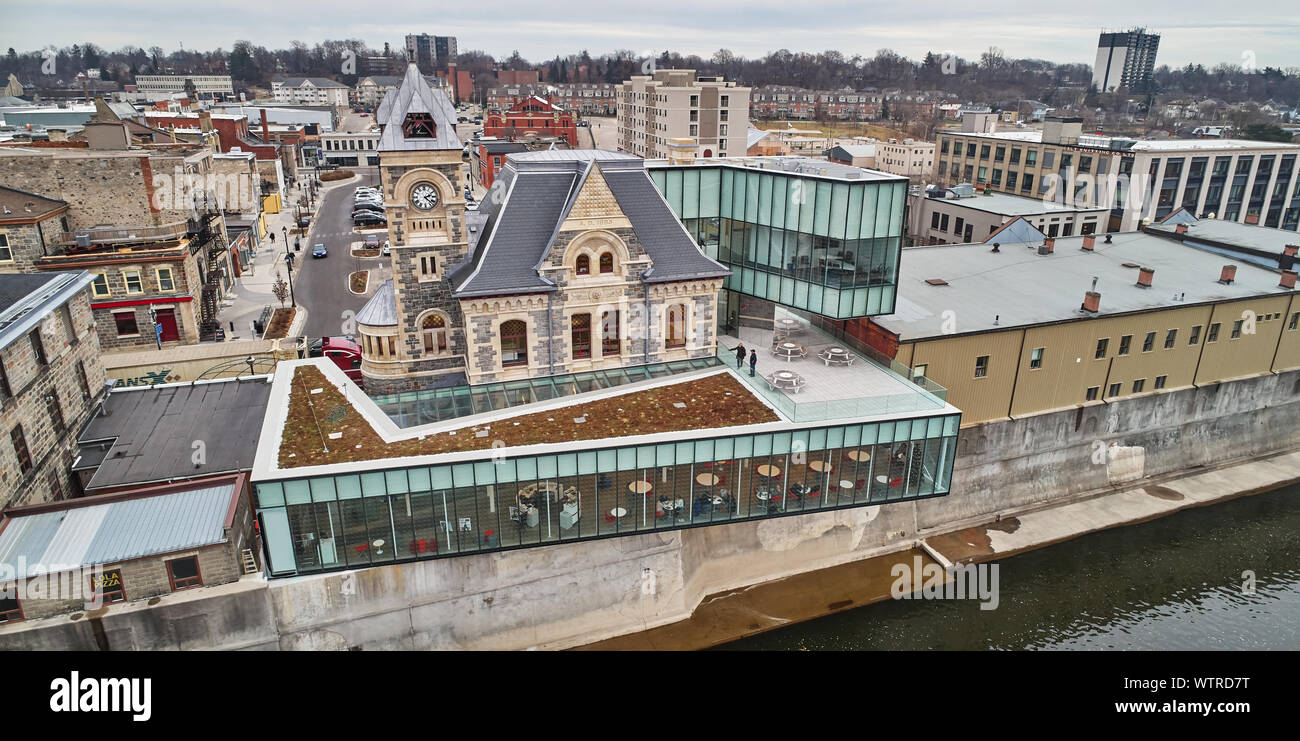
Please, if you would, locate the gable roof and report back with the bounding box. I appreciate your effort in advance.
[376,63,462,152]
[275,77,349,89]
[447,150,730,297]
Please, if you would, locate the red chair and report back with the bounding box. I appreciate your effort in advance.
[604,513,616,523]
[716,474,727,487]
[354,543,369,555]
[890,477,903,487]
[856,479,866,490]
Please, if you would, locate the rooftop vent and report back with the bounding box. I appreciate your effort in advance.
[990,242,1000,253]
[1219,265,1237,285]
[1037,237,1055,255]
[1136,266,1154,288]
[1104,234,1113,244]
[1121,262,1140,268]
[925,278,949,286]
[1280,270,1297,290]
[1081,234,1096,251]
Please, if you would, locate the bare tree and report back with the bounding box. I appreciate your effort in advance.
[272,270,289,307]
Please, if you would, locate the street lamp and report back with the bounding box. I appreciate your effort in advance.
[284,251,297,308]
[281,226,288,249]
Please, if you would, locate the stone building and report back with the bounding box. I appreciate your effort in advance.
[355,66,730,392]
[0,127,235,346]
[0,271,105,509]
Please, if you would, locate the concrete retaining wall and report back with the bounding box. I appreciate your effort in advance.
[3,370,1298,650]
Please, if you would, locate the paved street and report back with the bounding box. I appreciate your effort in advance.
[588,116,617,151]
[293,166,394,339]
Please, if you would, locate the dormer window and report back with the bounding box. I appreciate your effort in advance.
[599,252,613,274]
[576,255,590,275]
[402,112,438,139]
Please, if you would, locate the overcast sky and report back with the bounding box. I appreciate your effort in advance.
[3,0,1297,70]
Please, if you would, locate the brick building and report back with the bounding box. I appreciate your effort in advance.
[0,128,237,346]
[487,83,618,117]
[0,271,104,509]
[483,96,578,146]
[471,140,527,189]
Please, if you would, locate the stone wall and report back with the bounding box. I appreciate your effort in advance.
[0,289,105,508]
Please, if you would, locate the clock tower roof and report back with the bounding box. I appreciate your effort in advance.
[377,62,462,153]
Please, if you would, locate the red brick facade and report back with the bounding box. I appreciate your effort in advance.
[483,97,577,146]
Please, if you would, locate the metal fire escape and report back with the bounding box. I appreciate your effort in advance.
[188,197,228,342]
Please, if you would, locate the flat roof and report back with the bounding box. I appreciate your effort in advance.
[0,478,240,579]
[648,155,905,184]
[924,190,1110,217]
[1147,218,1300,257]
[876,231,1298,340]
[945,129,1300,152]
[76,377,273,490]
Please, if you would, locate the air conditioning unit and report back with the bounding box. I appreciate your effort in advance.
[75,234,91,248]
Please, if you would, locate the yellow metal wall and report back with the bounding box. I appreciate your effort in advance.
[899,296,1300,425]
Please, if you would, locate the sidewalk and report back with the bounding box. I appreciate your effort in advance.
[218,173,360,340]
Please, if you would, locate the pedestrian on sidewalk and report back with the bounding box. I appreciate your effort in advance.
[749,349,758,377]
[269,231,275,243]
[735,343,746,369]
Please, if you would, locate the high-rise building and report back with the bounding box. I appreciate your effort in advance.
[404,33,458,74]
[1092,28,1160,93]
[617,70,750,160]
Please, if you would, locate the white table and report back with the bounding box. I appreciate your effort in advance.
[839,480,856,490]
[818,346,855,366]
[610,507,628,518]
[771,342,807,362]
[769,370,806,393]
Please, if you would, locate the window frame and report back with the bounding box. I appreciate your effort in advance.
[1095,338,1109,359]
[166,555,203,591]
[122,270,144,295]
[1029,347,1044,370]
[1118,335,1132,355]
[974,355,989,378]
[0,232,12,263]
[90,272,110,298]
[155,267,176,293]
[113,311,140,337]
[90,568,126,604]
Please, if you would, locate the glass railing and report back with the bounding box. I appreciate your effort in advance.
[370,357,723,428]
[715,342,947,423]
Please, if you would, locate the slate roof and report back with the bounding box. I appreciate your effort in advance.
[0,480,239,579]
[355,279,397,326]
[76,378,272,490]
[447,150,731,297]
[376,63,462,152]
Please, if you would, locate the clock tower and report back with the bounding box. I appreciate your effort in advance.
[358,62,470,393]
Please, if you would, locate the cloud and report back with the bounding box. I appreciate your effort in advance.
[2,0,1296,68]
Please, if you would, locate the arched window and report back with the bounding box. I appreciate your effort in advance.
[576,254,590,275]
[421,313,448,355]
[501,320,528,367]
[571,314,591,359]
[599,252,614,274]
[665,304,687,348]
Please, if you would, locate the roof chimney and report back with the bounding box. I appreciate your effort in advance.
[1281,270,1297,289]
[1082,278,1101,313]
[261,108,270,140]
[1175,223,1188,235]
[1219,264,1237,285]
[1136,266,1154,288]
[1042,236,1055,253]
[1081,234,1096,251]
[1283,245,1299,272]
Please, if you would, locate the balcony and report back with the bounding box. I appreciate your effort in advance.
[56,219,195,247]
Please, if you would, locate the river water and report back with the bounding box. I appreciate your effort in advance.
[719,483,1300,650]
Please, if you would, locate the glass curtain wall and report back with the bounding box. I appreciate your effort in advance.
[650,165,906,319]
[257,413,960,576]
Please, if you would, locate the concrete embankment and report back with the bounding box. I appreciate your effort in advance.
[2,369,1298,650]
[579,448,1300,650]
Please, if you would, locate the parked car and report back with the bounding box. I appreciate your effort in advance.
[354,196,384,206]
[309,337,363,384]
[355,186,379,195]
[381,242,391,256]
[297,216,311,228]
[465,202,479,212]
[364,234,380,248]
[312,244,327,258]
[352,208,385,219]
[353,213,387,227]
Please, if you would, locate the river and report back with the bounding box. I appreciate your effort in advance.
[718,483,1300,650]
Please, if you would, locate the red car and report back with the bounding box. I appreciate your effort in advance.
[310,337,363,384]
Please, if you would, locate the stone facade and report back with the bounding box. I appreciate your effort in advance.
[0,287,105,509]
[0,218,67,275]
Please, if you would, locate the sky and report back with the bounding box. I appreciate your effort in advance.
[3,0,1298,70]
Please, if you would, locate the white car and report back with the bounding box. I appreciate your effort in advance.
[465,202,479,212]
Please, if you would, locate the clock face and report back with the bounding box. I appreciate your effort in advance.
[411,183,440,211]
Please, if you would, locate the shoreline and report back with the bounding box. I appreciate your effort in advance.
[576,448,1300,650]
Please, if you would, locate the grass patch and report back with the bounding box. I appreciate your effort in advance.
[349,270,368,293]
[277,365,779,468]
[264,308,296,340]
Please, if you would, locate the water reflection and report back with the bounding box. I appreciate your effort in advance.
[719,484,1300,651]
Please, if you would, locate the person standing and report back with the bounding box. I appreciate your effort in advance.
[749,349,758,377]
[735,343,746,369]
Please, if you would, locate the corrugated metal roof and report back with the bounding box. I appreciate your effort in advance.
[0,483,236,580]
